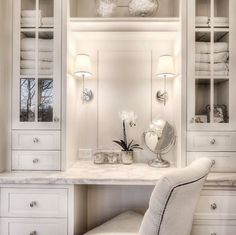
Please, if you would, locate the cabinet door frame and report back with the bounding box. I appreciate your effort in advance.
[12,0,62,130]
[187,0,236,131]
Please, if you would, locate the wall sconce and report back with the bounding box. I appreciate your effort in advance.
[74,54,93,103]
[156,55,175,106]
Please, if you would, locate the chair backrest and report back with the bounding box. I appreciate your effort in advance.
[139,158,212,235]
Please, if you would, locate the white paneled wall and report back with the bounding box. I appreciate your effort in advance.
[73,32,179,163]
[0,0,12,172]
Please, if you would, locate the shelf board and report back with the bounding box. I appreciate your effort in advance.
[195,76,229,80]
[20,75,53,79]
[70,17,180,32]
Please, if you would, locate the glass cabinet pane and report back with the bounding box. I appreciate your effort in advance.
[195,32,211,76]
[39,0,54,28]
[214,0,229,28]
[213,79,229,123]
[38,32,53,76]
[195,79,210,123]
[38,79,53,122]
[214,32,229,77]
[21,0,37,28]
[195,0,211,28]
[20,78,36,122]
[21,32,36,76]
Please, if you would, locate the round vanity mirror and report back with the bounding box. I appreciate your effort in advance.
[144,119,175,168]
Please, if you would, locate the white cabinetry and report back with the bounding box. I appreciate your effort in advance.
[11,0,62,171]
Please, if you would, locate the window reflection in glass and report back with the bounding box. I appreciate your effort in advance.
[20,78,36,122]
[38,79,53,122]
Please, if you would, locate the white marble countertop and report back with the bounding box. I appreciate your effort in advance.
[0,161,236,186]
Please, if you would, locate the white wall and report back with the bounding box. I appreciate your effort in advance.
[0,0,12,172]
[72,32,179,164]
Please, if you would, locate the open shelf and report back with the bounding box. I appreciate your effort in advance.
[69,17,180,32]
[70,0,180,18]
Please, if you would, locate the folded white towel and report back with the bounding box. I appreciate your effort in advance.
[196,16,209,24]
[41,17,54,27]
[195,52,229,63]
[195,70,229,76]
[21,17,42,27]
[214,17,229,23]
[21,38,53,52]
[21,69,53,76]
[195,62,229,71]
[196,42,229,54]
[21,10,41,17]
[21,51,53,61]
[21,60,53,69]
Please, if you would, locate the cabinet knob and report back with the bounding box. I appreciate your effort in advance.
[30,201,37,208]
[210,203,217,210]
[33,138,39,144]
[54,116,60,122]
[32,158,39,164]
[210,139,216,145]
[30,231,37,235]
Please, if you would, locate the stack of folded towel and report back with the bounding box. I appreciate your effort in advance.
[196,16,229,27]
[21,37,53,75]
[21,10,54,28]
[195,41,229,76]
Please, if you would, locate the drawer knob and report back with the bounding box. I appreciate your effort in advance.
[33,158,39,164]
[210,139,216,145]
[211,203,217,210]
[54,116,60,122]
[30,201,37,208]
[30,231,37,235]
[33,138,39,144]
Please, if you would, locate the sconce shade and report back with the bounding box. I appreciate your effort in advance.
[74,54,93,78]
[156,55,175,78]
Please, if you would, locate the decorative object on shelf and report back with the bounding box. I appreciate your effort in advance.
[96,0,117,17]
[128,0,159,17]
[206,104,228,123]
[156,55,176,106]
[191,115,208,123]
[74,54,93,104]
[94,151,119,164]
[144,118,175,168]
[113,111,142,165]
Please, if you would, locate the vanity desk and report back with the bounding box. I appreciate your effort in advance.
[1,161,236,235]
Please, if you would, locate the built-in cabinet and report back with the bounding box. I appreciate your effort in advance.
[187,0,236,234]
[11,0,62,171]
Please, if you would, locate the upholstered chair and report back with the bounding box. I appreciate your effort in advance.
[84,158,213,235]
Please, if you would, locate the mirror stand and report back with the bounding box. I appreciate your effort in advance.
[149,153,170,168]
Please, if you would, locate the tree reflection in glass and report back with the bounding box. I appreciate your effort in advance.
[20,78,36,122]
[38,79,53,122]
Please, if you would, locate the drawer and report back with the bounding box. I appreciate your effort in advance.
[195,190,236,220]
[0,218,67,235]
[191,224,236,235]
[12,130,60,150]
[0,188,67,218]
[12,151,61,171]
[187,132,236,151]
[187,152,236,172]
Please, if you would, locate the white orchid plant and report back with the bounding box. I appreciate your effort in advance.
[113,111,143,152]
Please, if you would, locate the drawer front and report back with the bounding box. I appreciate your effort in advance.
[191,224,236,235]
[0,188,67,218]
[187,132,236,151]
[0,218,67,235]
[187,152,236,172]
[12,130,60,150]
[195,191,236,219]
[12,151,61,171]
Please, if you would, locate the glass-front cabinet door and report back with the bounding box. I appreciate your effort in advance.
[12,0,61,129]
[188,0,236,131]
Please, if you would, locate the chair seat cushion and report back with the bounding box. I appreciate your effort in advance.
[84,211,143,235]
